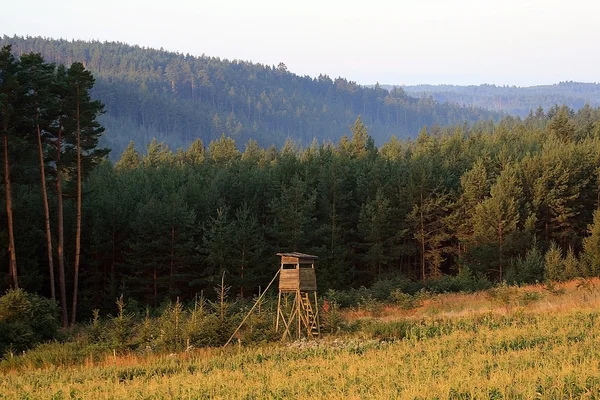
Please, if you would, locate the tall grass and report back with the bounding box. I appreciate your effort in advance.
[2,304,600,397]
[2,280,600,398]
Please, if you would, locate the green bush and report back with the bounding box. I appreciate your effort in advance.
[0,289,59,356]
[486,282,519,309]
[324,289,356,308]
[321,300,345,333]
[425,268,492,293]
[391,290,423,310]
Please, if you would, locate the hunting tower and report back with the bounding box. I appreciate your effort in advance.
[275,252,320,340]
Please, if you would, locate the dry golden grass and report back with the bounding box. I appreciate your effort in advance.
[2,279,600,399]
[344,277,600,322]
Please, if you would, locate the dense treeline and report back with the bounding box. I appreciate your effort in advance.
[0,36,499,157]
[4,45,600,327]
[402,82,600,117]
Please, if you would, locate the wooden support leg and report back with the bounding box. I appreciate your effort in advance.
[314,291,320,337]
[275,291,282,332]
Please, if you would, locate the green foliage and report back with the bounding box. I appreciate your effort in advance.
[3,44,600,327]
[0,36,500,158]
[391,290,424,310]
[424,267,492,293]
[563,247,581,280]
[582,209,600,276]
[506,242,545,284]
[321,300,345,333]
[402,83,600,117]
[486,282,520,309]
[0,289,59,355]
[107,296,135,351]
[544,242,565,281]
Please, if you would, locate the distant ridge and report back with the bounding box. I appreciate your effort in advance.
[394,82,600,117]
[1,35,499,157]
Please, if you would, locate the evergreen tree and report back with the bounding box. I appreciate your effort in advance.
[19,53,57,300]
[115,141,140,169]
[185,138,205,165]
[544,241,564,281]
[208,134,239,165]
[582,209,600,276]
[470,164,522,280]
[407,191,452,279]
[563,247,580,280]
[268,174,316,252]
[64,62,107,325]
[230,202,267,295]
[201,207,234,283]
[358,188,397,279]
[0,45,20,289]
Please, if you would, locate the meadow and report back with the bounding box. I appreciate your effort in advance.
[2,280,600,399]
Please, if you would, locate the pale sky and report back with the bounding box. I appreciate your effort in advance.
[2,0,599,86]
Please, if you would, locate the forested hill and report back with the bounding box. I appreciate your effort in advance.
[398,82,600,117]
[0,36,498,157]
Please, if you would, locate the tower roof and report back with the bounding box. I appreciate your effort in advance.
[276,252,318,260]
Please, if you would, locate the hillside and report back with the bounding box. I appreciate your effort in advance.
[398,82,600,117]
[0,36,498,157]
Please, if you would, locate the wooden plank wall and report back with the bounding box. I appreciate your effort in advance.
[299,269,317,291]
[279,269,299,290]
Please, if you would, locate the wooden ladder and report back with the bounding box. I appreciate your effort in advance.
[301,292,319,337]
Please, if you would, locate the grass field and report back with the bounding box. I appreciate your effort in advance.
[2,280,600,399]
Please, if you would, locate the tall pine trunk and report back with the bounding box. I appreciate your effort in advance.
[3,134,18,289]
[37,120,55,300]
[56,126,68,327]
[420,191,426,281]
[169,226,175,295]
[71,91,82,326]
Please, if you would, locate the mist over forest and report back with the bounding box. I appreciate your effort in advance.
[400,82,600,117]
[0,36,501,157]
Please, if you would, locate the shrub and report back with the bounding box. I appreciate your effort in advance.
[107,296,135,351]
[321,300,345,333]
[518,291,544,306]
[324,289,356,308]
[510,243,545,284]
[0,289,59,356]
[486,282,519,309]
[563,247,581,280]
[390,290,423,310]
[425,268,492,293]
[544,242,564,282]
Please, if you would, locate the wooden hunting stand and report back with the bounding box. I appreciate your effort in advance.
[275,252,320,340]
[223,252,320,347]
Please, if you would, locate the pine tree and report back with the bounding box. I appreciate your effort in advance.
[563,247,580,280]
[185,138,205,165]
[269,174,316,252]
[201,207,234,282]
[64,62,107,325]
[0,45,20,289]
[19,53,57,300]
[52,64,69,326]
[115,141,140,169]
[407,191,452,279]
[582,209,600,276]
[208,134,239,165]
[358,188,397,278]
[231,202,266,295]
[544,241,564,281]
[471,164,522,280]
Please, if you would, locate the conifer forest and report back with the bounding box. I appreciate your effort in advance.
[2,38,600,331]
[4,0,600,394]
